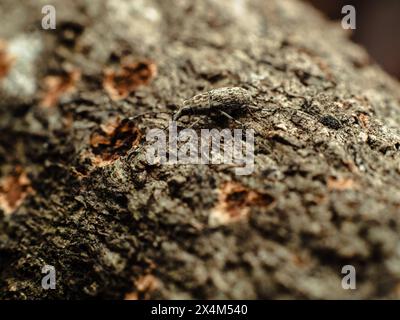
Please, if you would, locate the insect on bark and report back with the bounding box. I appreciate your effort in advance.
[173,87,254,123]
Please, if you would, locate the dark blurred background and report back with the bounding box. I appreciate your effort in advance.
[305,0,400,80]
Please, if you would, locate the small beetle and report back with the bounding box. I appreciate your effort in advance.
[173,87,254,123]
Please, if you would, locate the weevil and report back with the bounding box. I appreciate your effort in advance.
[127,87,257,158]
[173,87,255,124]
[128,87,256,129]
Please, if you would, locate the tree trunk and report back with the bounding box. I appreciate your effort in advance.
[1,0,400,299]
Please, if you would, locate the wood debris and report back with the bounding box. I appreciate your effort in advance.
[327,176,356,191]
[124,275,160,300]
[103,60,157,101]
[89,117,141,163]
[40,70,81,108]
[0,167,33,215]
[0,40,15,80]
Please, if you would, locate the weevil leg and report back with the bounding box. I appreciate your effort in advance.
[219,110,243,125]
[173,108,183,121]
[129,111,172,121]
[245,105,259,118]
[187,117,202,129]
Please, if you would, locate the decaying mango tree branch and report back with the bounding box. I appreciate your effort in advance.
[1,0,400,299]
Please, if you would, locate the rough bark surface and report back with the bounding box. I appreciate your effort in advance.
[1,0,400,299]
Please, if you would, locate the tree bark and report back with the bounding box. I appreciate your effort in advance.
[1,0,400,299]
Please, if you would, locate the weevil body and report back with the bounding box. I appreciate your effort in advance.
[173,87,253,121]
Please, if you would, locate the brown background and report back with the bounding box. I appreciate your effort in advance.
[306,0,400,79]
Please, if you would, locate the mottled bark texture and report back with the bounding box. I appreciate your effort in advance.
[1,0,400,299]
